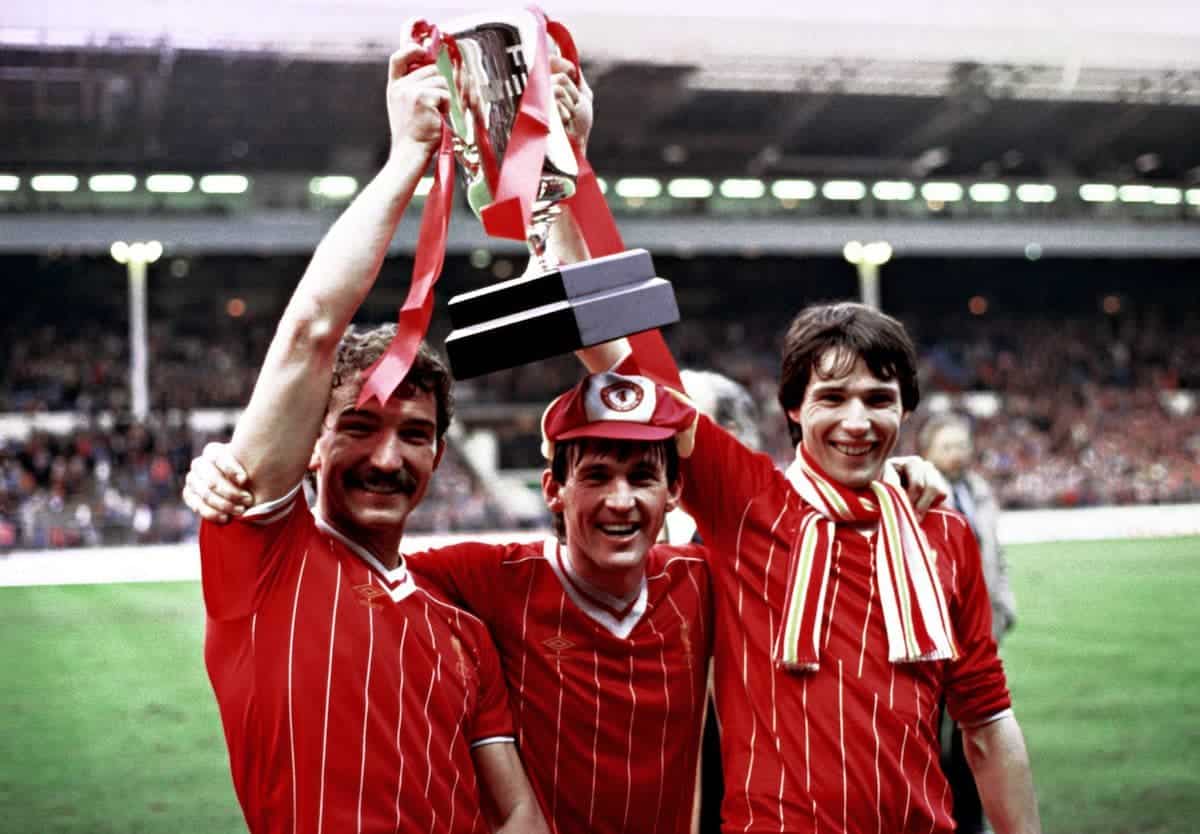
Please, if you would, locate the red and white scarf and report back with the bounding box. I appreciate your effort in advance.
[776,445,958,671]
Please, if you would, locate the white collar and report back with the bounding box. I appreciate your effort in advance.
[314,513,418,602]
[544,538,648,640]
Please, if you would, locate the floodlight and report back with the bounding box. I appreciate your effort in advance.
[968,183,1010,203]
[1152,187,1182,206]
[31,174,79,192]
[309,176,359,199]
[614,178,662,199]
[1117,185,1155,203]
[921,182,964,202]
[872,181,915,201]
[822,180,866,200]
[770,180,816,200]
[667,178,714,199]
[199,174,249,194]
[1015,184,1056,203]
[1079,184,1117,202]
[146,174,195,194]
[89,174,137,193]
[719,178,766,199]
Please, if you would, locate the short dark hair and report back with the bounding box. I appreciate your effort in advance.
[548,437,679,541]
[330,324,454,443]
[777,302,919,445]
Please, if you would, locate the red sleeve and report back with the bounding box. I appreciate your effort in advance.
[465,614,515,743]
[408,541,524,624]
[935,510,1013,725]
[198,485,307,622]
[680,414,782,551]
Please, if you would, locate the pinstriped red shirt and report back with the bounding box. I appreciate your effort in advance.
[681,416,1011,834]
[408,538,713,834]
[199,487,514,834]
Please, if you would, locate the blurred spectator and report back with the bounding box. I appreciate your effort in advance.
[920,412,1015,834]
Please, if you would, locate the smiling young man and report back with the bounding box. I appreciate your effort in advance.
[187,369,715,834]
[405,370,713,834]
[583,302,1041,834]
[195,43,546,834]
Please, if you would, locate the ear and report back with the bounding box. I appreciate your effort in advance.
[665,470,683,513]
[307,445,321,473]
[432,440,447,472]
[541,468,565,513]
[785,405,803,424]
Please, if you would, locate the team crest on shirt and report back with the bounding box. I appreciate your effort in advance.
[353,584,389,609]
[599,381,644,413]
[679,619,693,659]
[448,635,473,686]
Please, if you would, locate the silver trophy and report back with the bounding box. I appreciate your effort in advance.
[430,10,679,378]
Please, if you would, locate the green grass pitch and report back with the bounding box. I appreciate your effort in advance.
[1,536,1197,833]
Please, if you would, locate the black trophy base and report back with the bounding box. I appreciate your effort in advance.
[444,249,678,379]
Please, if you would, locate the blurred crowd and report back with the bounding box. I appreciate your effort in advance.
[3,254,1198,550]
[0,419,510,551]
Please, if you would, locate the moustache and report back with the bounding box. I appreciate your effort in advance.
[346,468,419,495]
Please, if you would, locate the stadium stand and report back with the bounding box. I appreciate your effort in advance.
[3,252,1197,550]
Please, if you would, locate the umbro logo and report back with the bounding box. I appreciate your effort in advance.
[353,584,389,609]
[542,635,574,653]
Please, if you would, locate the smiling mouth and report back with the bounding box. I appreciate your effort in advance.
[348,473,415,496]
[831,441,875,458]
[358,483,407,495]
[597,523,640,537]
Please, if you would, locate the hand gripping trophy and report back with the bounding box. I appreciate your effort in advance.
[405,8,680,380]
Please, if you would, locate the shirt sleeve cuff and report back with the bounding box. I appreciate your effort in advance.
[961,707,1014,729]
[469,735,516,749]
[242,482,303,525]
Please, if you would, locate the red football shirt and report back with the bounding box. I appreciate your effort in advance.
[199,486,514,834]
[408,538,713,834]
[680,416,1012,834]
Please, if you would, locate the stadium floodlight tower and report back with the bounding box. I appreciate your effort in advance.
[110,240,163,422]
[843,240,892,310]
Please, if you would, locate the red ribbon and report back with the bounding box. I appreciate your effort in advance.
[547,18,682,391]
[357,23,456,407]
[477,8,555,240]
[360,9,681,405]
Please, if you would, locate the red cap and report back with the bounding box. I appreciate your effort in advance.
[541,371,697,458]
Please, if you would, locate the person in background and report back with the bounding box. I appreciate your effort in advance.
[920,412,1017,834]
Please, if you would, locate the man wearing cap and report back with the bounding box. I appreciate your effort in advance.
[408,369,711,834]
[186,368,713,834]
[580,303,1040,834]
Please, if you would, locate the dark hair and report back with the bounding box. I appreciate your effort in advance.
[548,437,680,541]
[330,323,454,443]
[777,302,919,445]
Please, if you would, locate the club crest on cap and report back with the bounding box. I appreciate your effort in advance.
[540,369,698,459]
[600,380,644,413]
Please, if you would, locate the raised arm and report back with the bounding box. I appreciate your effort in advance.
[229,45,448,503]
